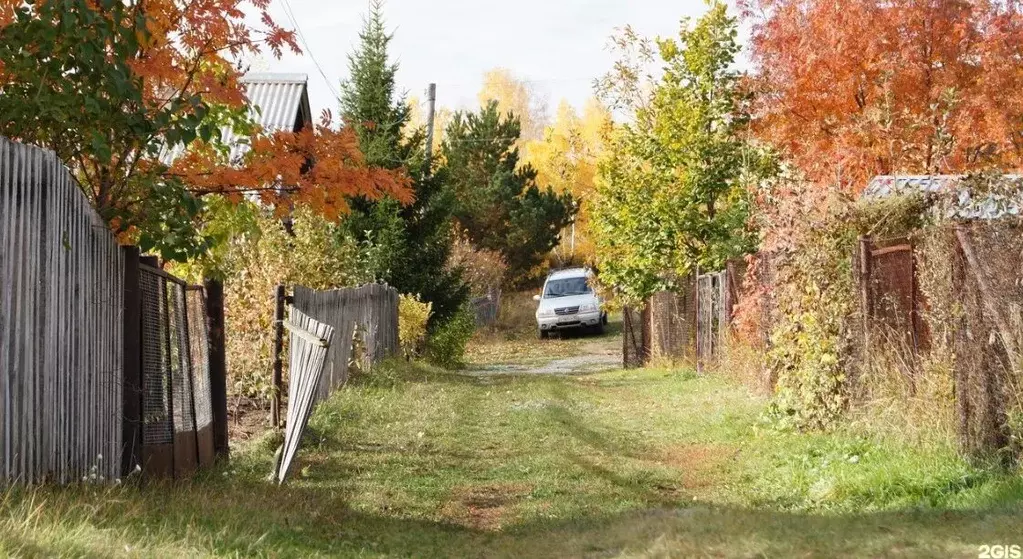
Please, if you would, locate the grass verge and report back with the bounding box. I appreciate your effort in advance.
[1,360,1021,557]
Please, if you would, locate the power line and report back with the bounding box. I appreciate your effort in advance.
[278,0,341,102]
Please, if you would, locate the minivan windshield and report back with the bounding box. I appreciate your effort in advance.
[544,277,592,298]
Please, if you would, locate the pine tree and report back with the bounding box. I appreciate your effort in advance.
[339,1,468,325]
[442,101,576,286]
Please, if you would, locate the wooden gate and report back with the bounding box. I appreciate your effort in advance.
[859,236,928,365]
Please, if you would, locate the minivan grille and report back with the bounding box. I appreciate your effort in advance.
[555,306,579,316]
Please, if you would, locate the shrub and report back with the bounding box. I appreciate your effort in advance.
[174,200,378,402]
[425,303,476,368]
[398,294,433,359]
[446,233,508,296]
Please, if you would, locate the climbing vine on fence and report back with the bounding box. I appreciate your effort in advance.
[765,216,858,429]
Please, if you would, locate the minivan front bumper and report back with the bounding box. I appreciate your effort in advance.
[537,310,602,331]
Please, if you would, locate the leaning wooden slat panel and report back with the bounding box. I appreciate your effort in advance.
[273,309,334,484]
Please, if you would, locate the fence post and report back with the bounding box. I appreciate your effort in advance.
[858,237,873,358]
[271,284,286,428]
[120,246,143,477]
[205,279,229,460]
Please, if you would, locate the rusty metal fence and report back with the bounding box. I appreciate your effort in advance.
[623,262,745,369]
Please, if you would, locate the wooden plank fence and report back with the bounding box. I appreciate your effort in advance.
[625,261,745,369]
[470,288,502,327]
[291,283,399,401]
[0,137,124,483]
[0,136,227,484]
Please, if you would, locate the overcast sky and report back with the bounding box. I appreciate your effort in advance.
[250,0,746,119]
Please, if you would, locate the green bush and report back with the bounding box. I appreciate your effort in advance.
[425,303,476,368]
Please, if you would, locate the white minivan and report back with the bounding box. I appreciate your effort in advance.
[533,268,607,339]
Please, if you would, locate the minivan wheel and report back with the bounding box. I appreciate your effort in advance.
[539,329,549,340]
[601,312,609,325]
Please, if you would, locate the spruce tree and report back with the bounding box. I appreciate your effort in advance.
[442,102,576,286]
[339,1,467,325]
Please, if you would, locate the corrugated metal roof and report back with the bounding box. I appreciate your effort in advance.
[862,174,1022,220]
[161,73,312,165]
[862,175,960,199]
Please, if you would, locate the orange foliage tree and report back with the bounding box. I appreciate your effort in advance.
[743,0,1023,193]
[0,0,410,260]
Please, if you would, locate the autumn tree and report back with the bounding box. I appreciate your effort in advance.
[592,2,772,303]
[338,1,468,325]
[442,101,575,285]
[478,68,549,143]
[743,0,1023,192]
[0,0,409,260]
[524,98,610,264]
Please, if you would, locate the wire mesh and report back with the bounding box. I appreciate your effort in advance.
[139,267,212,448]
[169,283,196,433]
[187,289,213,429]
[140,269,172,446]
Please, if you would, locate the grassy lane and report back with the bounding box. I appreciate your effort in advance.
[2,360,1022,557]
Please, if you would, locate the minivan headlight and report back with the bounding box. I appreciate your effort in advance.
[580,303,598,313]
[538,308,555,318]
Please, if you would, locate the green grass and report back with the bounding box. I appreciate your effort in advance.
[2,360,1022,557]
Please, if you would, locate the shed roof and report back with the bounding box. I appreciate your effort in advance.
[862,174,1022,220]
[161,73,313,165]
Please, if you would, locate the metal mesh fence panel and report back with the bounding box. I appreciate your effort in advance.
[169,283,196,433]
[140,269,172,446]
[138,264,213,476]
[187,288,213,429]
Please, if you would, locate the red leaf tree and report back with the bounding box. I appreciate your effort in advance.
[743,0,1023,193]
[0,0,411,259]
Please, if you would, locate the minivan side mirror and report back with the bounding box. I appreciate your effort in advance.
[533,294,542,302]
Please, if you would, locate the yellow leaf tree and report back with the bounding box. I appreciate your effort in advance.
[477,68,548,143]
[524,98,610,264]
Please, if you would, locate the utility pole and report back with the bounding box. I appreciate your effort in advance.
[423,83,437,176]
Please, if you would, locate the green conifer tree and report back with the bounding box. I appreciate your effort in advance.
[339,0,467,325]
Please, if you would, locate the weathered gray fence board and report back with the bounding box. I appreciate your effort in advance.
[0,137,124,483]
[274,309,334,484]
[292,283,399,401]
[471,288,502,327]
